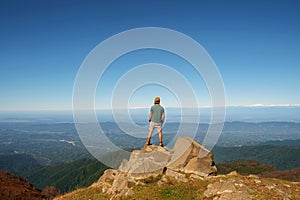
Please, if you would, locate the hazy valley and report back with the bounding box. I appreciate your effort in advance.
[1,111,300,195]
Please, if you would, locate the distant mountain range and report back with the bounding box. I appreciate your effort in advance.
[1,105,300,123]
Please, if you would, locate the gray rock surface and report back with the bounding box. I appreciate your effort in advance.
[119,145,171,176]
[204,178,253,200]
[91,136,217,198]
[168,136,217,176]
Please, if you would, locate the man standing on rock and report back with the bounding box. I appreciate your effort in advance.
[146,97,165,147]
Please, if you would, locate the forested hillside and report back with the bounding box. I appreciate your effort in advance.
[213,144,300,170]
[24,158,108,193]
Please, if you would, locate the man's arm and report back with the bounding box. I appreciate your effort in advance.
[148,112,152,122]
[161,111,165,123]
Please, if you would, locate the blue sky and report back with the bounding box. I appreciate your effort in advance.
[0,0,299,111]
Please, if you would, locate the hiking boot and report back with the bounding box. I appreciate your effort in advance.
[160,143,164,147]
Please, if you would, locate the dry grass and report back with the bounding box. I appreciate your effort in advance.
[55,174,300,200]
[122,178,209,200]
[54,187,110,200]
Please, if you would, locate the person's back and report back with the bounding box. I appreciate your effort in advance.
[150,104,164,123]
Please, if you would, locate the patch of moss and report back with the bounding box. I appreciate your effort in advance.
[140,174,163,184]
[127,181,135,189]
[122,178,208,200]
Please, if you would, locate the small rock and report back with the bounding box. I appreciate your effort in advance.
[204,178,252,200]
[235,183,245,187]
[217,189,233,194]
[266,184,276,190]
[190,174,204,180]
[135,181,145,186]
[254,179,261,184]
[160,176,168,183]
[228,171,238,176]
[166,169,188,183]
[248,174,259,179]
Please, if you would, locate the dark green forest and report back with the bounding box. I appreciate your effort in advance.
[212,143,300,170]
[24,158,108,193]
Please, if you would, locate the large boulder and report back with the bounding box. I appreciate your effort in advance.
[168,137,217,176]
[91,136,217,198]
[118,144,171,178]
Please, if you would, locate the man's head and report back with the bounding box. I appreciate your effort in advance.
[154,97,160,104]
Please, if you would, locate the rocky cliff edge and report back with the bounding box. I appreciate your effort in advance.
[91,136,217,198]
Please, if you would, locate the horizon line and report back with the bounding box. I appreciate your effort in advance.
[0,104,300,112]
